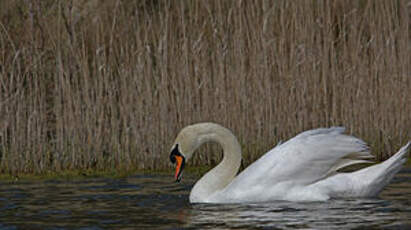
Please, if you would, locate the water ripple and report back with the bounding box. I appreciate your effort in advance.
[0,168,410,229]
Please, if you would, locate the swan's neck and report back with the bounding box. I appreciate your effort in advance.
[189,125,242,203]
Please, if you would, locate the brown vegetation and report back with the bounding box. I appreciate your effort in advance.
[0,1,410,174]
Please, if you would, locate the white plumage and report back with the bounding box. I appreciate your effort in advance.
[170,123,410,203]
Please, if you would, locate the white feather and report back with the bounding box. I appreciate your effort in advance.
[172,123,410,203]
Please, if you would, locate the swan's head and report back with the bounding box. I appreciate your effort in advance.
[169,143,186,182]
[169,124,209,182]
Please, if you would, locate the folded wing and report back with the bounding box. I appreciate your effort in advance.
[225,127,373,194]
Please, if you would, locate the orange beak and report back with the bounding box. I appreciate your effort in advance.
[174,155,184,182]
[170,144,185,182]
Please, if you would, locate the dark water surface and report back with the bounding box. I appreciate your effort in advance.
[0,167,410,230]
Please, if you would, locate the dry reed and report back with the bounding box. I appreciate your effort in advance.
[0,1,410,174]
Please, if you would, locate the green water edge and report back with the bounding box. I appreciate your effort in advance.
[0,159,409,183]
[0,165,212,183]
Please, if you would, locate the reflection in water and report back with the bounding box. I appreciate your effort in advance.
[0,168,410,229]
[186,199,408,229]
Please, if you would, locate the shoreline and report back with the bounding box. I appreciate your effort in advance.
[0,165,212,182]
[1,160,409,182]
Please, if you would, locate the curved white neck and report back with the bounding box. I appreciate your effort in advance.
[189,124,242,203]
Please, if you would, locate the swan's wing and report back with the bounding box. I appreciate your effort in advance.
[225,127,373,193]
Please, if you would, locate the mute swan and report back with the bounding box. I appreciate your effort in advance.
[169,123,410,203]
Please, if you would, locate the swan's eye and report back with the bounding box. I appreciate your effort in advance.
[170,155,176,163]
[169,144,180,163]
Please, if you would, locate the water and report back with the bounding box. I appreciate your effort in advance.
[0,167,410,230]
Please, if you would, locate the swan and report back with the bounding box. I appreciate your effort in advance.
[169,122,410,203]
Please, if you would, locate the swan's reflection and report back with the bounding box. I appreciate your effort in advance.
[182,198,408,229]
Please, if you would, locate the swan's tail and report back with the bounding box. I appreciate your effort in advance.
[354,141,410,196]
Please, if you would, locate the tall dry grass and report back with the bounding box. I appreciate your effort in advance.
[0,1,410,174]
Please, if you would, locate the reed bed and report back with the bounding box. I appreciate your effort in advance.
[0,1,410,174]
